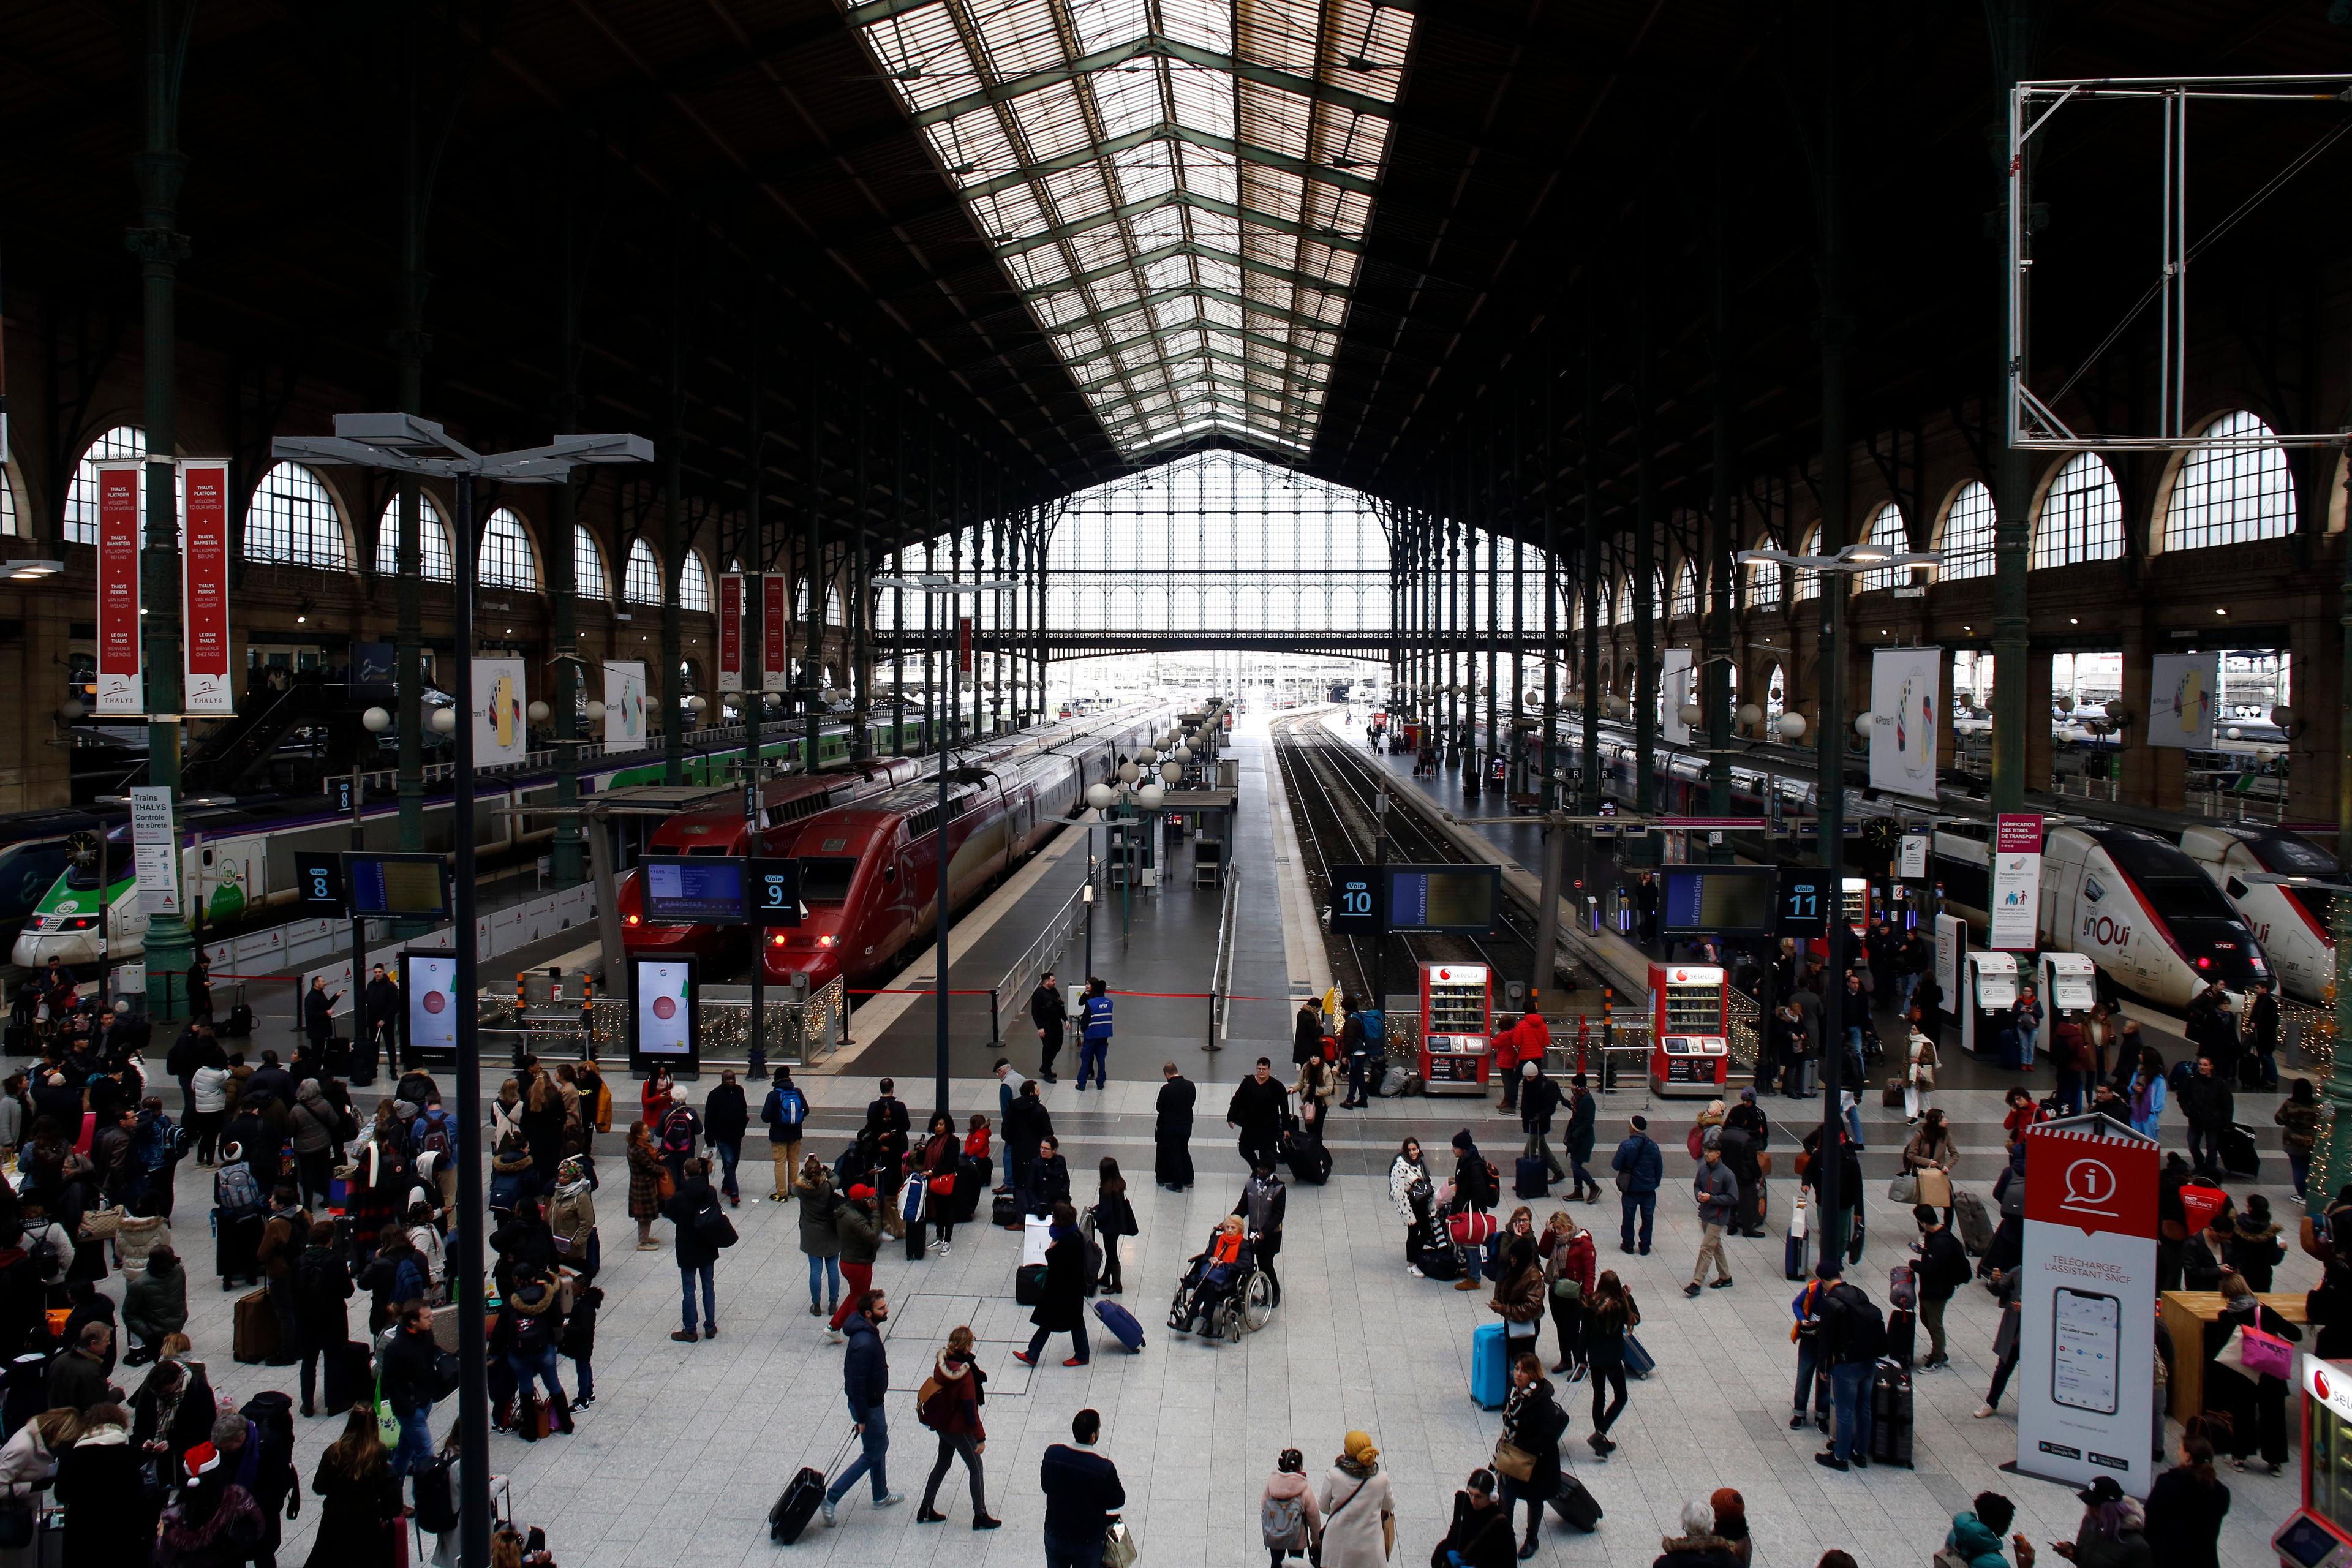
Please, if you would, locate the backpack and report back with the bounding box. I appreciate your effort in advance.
[661,1108,698,1159]
[413,1110,453,1161]
[1830,1285,1885,1363]
[413,1454,461,1534]
[1460,1158,1499,1211]
[21,1223,66,1286]
[215,1161,263,1216]
[511,1308,551,1355]
[1262,1491,1308,1550]
[1360,1008,1385,1044]
[296,1248,346,1319]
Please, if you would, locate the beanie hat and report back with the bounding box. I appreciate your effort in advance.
[1451,1131,1474,1152]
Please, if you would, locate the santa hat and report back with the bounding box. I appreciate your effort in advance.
[183,1442,222,1479]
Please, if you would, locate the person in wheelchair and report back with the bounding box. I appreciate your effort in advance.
[1168,1216,1256,1337]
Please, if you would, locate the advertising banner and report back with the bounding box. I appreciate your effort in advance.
[94,461,143,716]
[1868,646,1942,800]
[1991,813,2043,951]
[1660,649,1694,744]
[473,657,527,767]
[761,574,790,693]
[630,956,698,1075]
[178,459,234,717]
[603,660,647,753]
[2016,1118,2160,1494]
[402,951,459,1058]
[129,785,181,918]
[717,572,745,693]
[2147,652,2218,749]
[958,616,974,688]
[1899,834,1929,880]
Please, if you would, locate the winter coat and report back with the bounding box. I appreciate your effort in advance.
[1693,1159,1738,1227]
[1611,1133,1663,1193]
[1539,1227,1597,1298]
[2142,1466,2230,1568]
[840,1312,888,1411]
[190,1064,231,1115]
[834,1197,881,1266]
[1653,1536,1743,1568]
[0,1420,57,1499]
[2179,1072,2234,1131]
[662,1175,725,1270]
[1227,1075,1291,1133]
[1565,1088,1597,1160]
[547,1175,596,1265]
[55,1425,149,1568]
[1030,1224,1088,1333]
[1260,1469,1322,1551]
[303,1453,404,1568]
[1489,1260,1546,1326]
[1315,1461,1393,1568]
[124,1253,189,1346]
[287,1084,336,1156]
[704,1083,748,1147]
[1902,1125,1957,1172]
[625,1139,665,1221]
[1388,1155,1428,1224]
[1944,1511,2011,1568]
[794,1170,841,1257]
[2067,1506,2155,1568]
[922,1350,987,1438]
[1091,1175,1137,1240]
[1436,1492,1517,1568]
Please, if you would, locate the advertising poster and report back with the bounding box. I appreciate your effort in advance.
[94,461,143,715]
[129,786,181,918]
[1899,834,1929,880]
[761,575,790,693]
[2147,652,2218,749]
[2016,1118,2159,1494]
[402,951,459,1057]
[1991,813,2043,951]
[717,571,745,692]
[472,658,527,766]
[178,459,235,717]
[1868,647,1942,800]
[602,660,647,753]
[631,956,698,1074]
[1660,649,1694,744]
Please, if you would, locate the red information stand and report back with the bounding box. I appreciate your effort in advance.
[1649,962,1729,1096]
[1417,962,1493,1095]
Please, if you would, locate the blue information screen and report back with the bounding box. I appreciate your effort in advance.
[345,854,449,919]
[1383,864,1498,934]
[1659,867,1776,935]
[643,858,747,924]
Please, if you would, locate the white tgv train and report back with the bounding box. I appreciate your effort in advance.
[2178,824,2337,1005]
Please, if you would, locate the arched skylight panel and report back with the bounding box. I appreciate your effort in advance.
[245,462,347,568]
[478,507,537,590]
[1795,526,1822,600]
[680,552,713,613]
[374,492,452,582]
[2034,452,2125,569]
[0,466,16,538]
[1856,503,1911,592]
[573,525,609,602]
[2163,410,2294,551]
[1746,545,1782,608]
[64,426,147,545]
[623,538,662,605]
[1936,481,1996,582]
[1616,578,1633,624]
[1670,562,1699,618]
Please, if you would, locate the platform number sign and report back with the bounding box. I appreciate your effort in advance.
[294,851,346,914]
[747,858,802,927]
[1328,864,1380,935]
[1774,866,1829,937]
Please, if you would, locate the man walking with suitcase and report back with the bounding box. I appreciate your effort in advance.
[823,1289,904,1525]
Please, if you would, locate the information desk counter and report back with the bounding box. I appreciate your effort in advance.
[2160,1289,2307,1425]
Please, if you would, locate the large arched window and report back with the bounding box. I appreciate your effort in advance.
[824,582,844,625]
[1856,502,1911,592]
[624,538,663,605]
[1936,480,1997,581]
[479,508,538,590]
[64,426,146,545]
[679,552,713,612]
[1670,562,1699,619]
[0,464,18,538]
[1744,538,1782,608]
[2162,410,2295,552]
[374,492,453,581]
[244,463,348,568]
[1795,525,1822,601]
[572,524,609,601]
[2034,452,2125,568]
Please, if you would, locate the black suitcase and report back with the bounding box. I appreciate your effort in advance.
[1883,1306,1916,1369]
[214,1207,263,1289]
[1283,1130,1332,1186]
[2220,1123,2260,1178]
[769,1467,828,1544]
[992,1193,1020,1229]
[224,1004,255,1037]
[1869,1360,1915,1467]
[955,1156,990,1223]
[3,1023,28,1054]
[1549,1474,1602,1532]
[1015,1263,1047,1306]
[1513,1155,1549,1200]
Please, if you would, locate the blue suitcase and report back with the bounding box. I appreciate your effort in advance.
[1621,1333,1656,1379]
[1093,1298,1146,1353]
[1784,1229,1807,1281]
[1471,1321,1510,1409]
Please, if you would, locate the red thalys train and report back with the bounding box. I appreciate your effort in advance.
[761,708,1167,990]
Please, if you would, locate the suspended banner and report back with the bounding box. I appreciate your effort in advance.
[473,657,527,767]
[603,660,647,753]
[178,459,234,717]
[761,574,790,693]
[1660,648,1694,744]
[2147,652,2218,749]
[1868,646,1942,801]
[94,461,144,716]
[1991,813,2043,951]
[958,616,974,688]
[129,785,182,918]
[2015,1117,2159,1496]
[717,571,745,692]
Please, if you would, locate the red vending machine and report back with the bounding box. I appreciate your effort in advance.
[1648,961,1730,1097]
[1417,961,1493,1095]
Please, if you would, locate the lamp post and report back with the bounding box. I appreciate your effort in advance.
[875,571,1021,1125]
[274,415,648,1568]
[1738,541,1939,1267]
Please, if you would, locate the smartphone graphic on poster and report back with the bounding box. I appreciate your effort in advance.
[2052,1287,2121,1415]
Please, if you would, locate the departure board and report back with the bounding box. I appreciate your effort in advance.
[1384,864,1499,935]
[643,858,747,924]
[345,853,450,919]
[1658,866,1776,935]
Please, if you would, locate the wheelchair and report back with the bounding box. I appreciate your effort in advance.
[1166,1237,1276,1343]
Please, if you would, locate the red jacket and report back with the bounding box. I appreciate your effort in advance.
[1538,1227,1596,1296]
[1493,1019,1523,1070]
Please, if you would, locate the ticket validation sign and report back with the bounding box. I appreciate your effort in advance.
[94,461,144,715]
[129,786,181,918]
[1990,813,2043,951]
[2016,1118,2158,1494]
[179,460,235,716]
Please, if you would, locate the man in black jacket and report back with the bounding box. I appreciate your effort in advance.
[1039,1408,1125,1568]
[2180,1054,2234,1178]
[301,978,338,1058]
[1224,1058,1290,1175]
[824,1289,903,1522]
[704,1069,750,1207]
[1518,1061,1566,1183]
[1004,1080,1053,1209]
[363,963,401,1080]
[1912,1204,1969,1371]
[382,1300,446,1477]
[1029,972,1068,1083]
[1806,1264,1882,1472]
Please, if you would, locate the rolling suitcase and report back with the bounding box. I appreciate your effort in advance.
[1953,1189,1995,1257]
[1883,1306,1917,1369]
[1621,1333,1657,1379]
[1881,1078,1905,1109]
[956,1156,990,1223]
[233,1287,277,1364]
[1093,1298,1146,1352]
[224,1003,255,1037]
[1283,1128,1332,1186]
[1548,1475,1602,1532]
[1784,1229,1807,1281]
[769,1432,858,1544]
[2220,1123,2260,1178]
[216,1209,263,1290]
[1869,1360,1915,1467]
[1470,1321,1509,1409]
[1513,1156,1549,1200]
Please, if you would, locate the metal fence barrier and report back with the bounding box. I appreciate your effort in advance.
[987,881,1091,1049]
[475,978,847,1070]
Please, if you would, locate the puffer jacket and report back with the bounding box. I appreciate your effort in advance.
[547,1174,596,1265]
[288,1082,336,1156]
[922,1349,987,1438]
[795,1170,842,1257]
[1944,1512,2010,1568]
[834,1196,881,1266]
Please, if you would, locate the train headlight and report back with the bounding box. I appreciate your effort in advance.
[818,934,835,948]
[624,914,641,927]
[2195,956,2211,969]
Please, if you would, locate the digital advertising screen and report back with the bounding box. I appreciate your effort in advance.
[630,956,699,1077]
[347,853,451,920]
[1659,866,1776,936]
[401,951,459,1060]
[641,857,747,925]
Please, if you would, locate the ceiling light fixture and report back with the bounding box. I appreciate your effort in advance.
[4,560,64,581]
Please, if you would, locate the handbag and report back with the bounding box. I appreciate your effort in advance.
[929,1174,957,1196]
[1384,1513,1396,1559]
[78,1205,123,1242]
[1491,1441,1537,1482]
[2215,1322,2294,1381]
[1887,1172,1919,1205]
[374,1367,402,1448]
[1550,1276,1583,1303]
[1992,1306,2019,1363]
[1915,1168,1953,1208]
[1613,1168,1631,1193]
[1102,1520,1139,1568]
[1756,1152,1773,1177]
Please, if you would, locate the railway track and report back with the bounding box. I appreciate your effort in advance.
[1271,711,1540,1005]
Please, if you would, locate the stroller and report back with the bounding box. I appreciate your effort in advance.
[1167,1219,1274,1343]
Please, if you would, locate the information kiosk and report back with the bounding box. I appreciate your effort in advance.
[1648,962,1730,1096]
[1417,962,1492,1093]
[1960,951,2020,1058]
[2274,1357,2352,1568]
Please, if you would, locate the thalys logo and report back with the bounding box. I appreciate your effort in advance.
[2081,914,2133,949]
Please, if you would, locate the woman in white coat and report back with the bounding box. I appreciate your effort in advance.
[1317,1431,1395,1568]
[1387,1140,1430,1276]
[0,1408,78,1567]
[1903,1027,1940,1125]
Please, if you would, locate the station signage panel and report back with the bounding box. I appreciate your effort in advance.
[345,852,452,920]
[1383,864,1499,935]
[641,856,748,925]
[293,851,347,914]
[1327,864,1379,934]
[1659,865,1775,936]
[748,858,803,927]
[94,461,143,715]
[1773,866,1830,937]
[178,459,235,717]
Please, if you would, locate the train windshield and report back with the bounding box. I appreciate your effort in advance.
[798,858,860,903]
[2283,884,2336,931]
[2169,918,2271,986]
[64,845,127,891]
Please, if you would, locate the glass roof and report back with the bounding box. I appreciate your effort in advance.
[844,0,1414,459]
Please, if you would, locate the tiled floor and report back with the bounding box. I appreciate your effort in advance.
[138,1069,2297,1568]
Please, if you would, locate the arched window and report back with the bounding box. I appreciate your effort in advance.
[2162,410,2295,551]
[624,538,663,605]
[1671,562,1698,618]
[64,426,146,545]
[572,524,609,601]
[824,582,844,625]
[1857,502,1911,592]
[679,552,713,612]
[0,464,18,538]
[1936,480,1997,581]
[244,462,347,568]
[2033,452,2125,568]
[1744,539,1782,608]
[374,492,453,581]
[1795,525,1822,600]
[1616,577,1632,625]
[479,508,538,590]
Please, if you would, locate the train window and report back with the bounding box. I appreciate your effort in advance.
[799,858,859,903]
[2082,875,2105,903]
[687,846,731,858]
[2225,876,2248,900]
[883,863,898,883]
